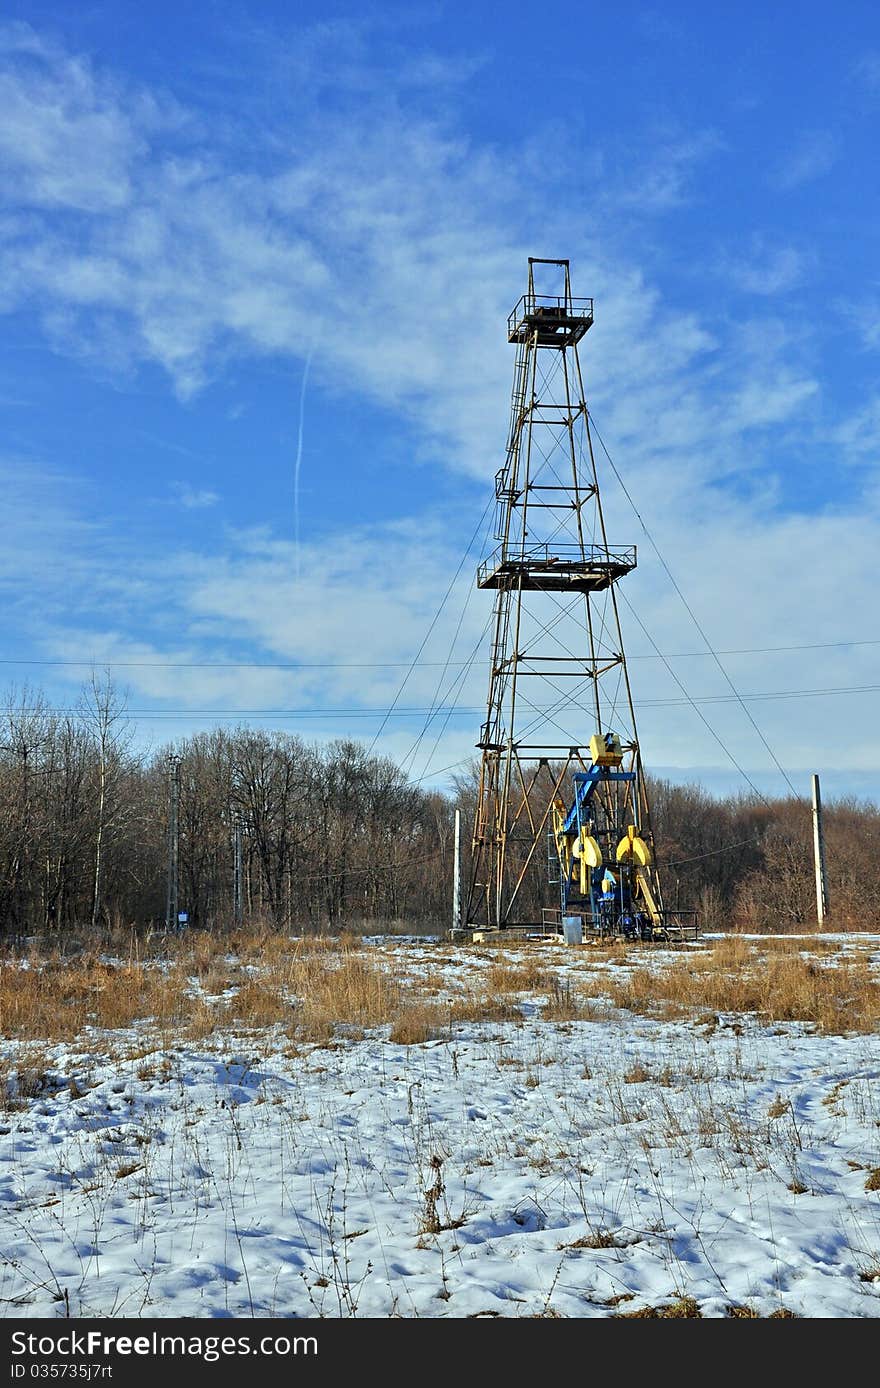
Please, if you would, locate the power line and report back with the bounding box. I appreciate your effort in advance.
[662,835,764,869]
[619,590,771,804]
[6,679,879,720]
[410,754,475,786]
[590,414,802,800]
[365,496,494,759]
[406,614,494,783]
[0,635,877,670]
[398,502,496,779]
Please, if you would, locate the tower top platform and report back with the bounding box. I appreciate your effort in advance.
[507,292,594,347]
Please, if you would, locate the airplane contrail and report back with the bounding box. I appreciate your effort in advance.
[293,349,313,579]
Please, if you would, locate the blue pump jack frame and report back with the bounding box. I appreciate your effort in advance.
[560,765,635,914]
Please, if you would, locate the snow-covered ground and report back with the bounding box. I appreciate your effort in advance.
[2,936,880,1318]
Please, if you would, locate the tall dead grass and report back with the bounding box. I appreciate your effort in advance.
[174,946,403,1041]
[485,959,552,994]
[291,951,402,1039]
[11,931,870,1051]
[0,954,190,1041]
[598,937,880,1033]
[388,995,521,1045]
[165,926,362,972]
[0,938,524,1047]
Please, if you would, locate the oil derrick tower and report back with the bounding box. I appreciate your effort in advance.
[462,259,688,942]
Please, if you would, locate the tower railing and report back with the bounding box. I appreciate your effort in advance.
[508,293,594,345]
[477,542,636,592]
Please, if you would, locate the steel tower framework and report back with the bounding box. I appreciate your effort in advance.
[464,258,663,935]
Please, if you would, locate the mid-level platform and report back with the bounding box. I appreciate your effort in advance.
[477,543,636,593]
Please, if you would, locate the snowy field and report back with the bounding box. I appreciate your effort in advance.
[2,934,880,1319]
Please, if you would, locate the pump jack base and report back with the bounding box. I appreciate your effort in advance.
[467,925,560,944]
[459,920,699,945]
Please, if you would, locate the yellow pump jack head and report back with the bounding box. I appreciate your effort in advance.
[615,824,652,866]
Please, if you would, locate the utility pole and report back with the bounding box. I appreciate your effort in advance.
[165,754,181,932]
[811,774,829,927]
[232,813,243,926]
[452,808,462,936]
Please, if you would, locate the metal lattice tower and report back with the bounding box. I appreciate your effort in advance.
[464,258,668,937]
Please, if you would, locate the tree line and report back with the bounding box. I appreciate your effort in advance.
[1,679,877,936]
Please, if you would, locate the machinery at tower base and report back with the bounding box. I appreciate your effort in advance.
[456,258,698,944]
[550,733,666,941]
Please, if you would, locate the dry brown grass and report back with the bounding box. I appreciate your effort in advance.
[615,1296,703,1318]
[165,929,223,976]
[386,988,523,1042]
[447,995,521,1024]
[388,1004,447,1045]
[0,1051,55,1110]
[725,1304,798,1318]
[0,935,532,1050]
[0,954,190,1041]
[756,937,844,957]
[167,926,362,969]
[485,959,552,993]
[10,928,872,1051]
[204,947,403,1041]
[293,951,401,1039]
[593,937,880,1034]
[542,978,588,1021]
[624,1061,652,1084]
[559,1230,624,1250]
[226,978,295,1029]
[414,967,456,995]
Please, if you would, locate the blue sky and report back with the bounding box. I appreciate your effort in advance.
[2,1,880,799]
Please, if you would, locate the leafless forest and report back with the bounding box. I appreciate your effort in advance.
[1,677,878,938]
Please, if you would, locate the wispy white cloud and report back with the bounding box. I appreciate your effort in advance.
[774,130,836,190]
[832,395,880,463]
[1,21,878,788]
[721,236,811,296]
[837,294,880,351]
[0,22,185,214]
[0,21,731,477]
[852,50,880,92]
[171,483,220,510]
[608,129,724,213]
[5,437,880,780]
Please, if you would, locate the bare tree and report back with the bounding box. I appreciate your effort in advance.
[78,670,132,931]
[0,685,53,933]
